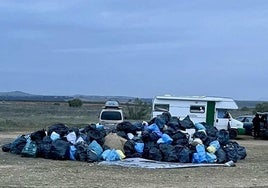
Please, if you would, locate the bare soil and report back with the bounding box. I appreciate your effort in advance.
[0,132,268,188]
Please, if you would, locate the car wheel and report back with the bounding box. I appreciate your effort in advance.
[229,129,238,139]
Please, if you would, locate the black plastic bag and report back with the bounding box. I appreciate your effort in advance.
[124,140,136,158]
[217,129,229,146]
[47,123,69,137]
[159,144,178,162]
[2,143,11,152]
[75,142,88,162]
[10,135,27,155]
[38,136,52,158]
[176,145,192,163]
[223,142,239,163]
[116,121,137,134]
[179,116,194,129]
[203,123,218,137]
[86,125,106,145]
[30,129,46,143]
[215,148,227,163]
[148,147,162,161]
[50,139,70,160]
[87,149,99,162]
[193,131,208,144]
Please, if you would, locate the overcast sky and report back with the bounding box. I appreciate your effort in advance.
[1,0,268,100]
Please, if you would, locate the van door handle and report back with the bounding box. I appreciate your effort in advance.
[216,119,218,123]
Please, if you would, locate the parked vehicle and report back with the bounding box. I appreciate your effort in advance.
[152,95,244,138]
[236,115,254,135]
[99,100,124,126]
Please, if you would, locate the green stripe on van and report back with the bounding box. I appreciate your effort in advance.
[206,101,215,126]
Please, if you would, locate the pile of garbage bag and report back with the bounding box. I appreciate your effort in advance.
[2,112,247,164]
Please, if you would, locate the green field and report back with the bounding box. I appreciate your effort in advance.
[0,101,103,132]
[0,100,254,133]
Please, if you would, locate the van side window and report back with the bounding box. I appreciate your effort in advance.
[190,105,205,113]
[154,104,169,112]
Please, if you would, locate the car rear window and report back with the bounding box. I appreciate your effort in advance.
[101,111,122,120]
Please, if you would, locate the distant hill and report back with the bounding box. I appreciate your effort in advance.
[0,91,266,107]
[0,91,34,97]
[0,91,152,103]
[235,100,266,109]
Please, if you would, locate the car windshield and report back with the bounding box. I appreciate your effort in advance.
[236,117,244,121]
[101,111,122,120]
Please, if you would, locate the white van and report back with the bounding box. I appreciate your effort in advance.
[99,100,124,126]
[152,95,244,138]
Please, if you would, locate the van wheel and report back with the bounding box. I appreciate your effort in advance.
[229,129,238,139]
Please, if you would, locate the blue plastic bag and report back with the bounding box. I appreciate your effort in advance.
[206,152,217,163]
[157,134,173,144]
[192,144,207,163]
[194,123,206,131]
[210,140,220,150]
[134,142,144,153]
[101,149,120,161]
[88,140,103,158]
[146,123,162,137]
[69,145,77,160]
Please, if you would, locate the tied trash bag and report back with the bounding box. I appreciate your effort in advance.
[50,131,60,141]
[157,134,173,144]
[180,115,195,129]
[2,143,11,152]
[215,148,227,163]
[104,133,127,153]
[192,144,207,163]
[30,129,46,143]
[148,147,162,161]
[206,152,217,163]
[223,141,247,162]
[195,123,206,131]
[124,140,142,158]
[146,123,162,137]
[10,135,27,155]
[50,139,71,160]
[101,149,121,161]
[159,144,178,162]
[75,142,88,162]
[38,136,52,159]
[217,129,229,146]
[21,138,37,158]
[88,140,103,158]
[47,123,69,137]
[67,132,77,145]
[207,140,220,154]
[177,146,192,163]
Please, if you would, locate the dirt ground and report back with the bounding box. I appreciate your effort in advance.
[0,132,268,188]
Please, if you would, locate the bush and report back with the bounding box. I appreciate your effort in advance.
[125,98,151,120]
[68,99,83,107]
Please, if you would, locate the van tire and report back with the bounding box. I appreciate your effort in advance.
[229,129,238,139]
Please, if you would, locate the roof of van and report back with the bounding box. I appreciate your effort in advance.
[154,95,236,102]
[154,95,238,109]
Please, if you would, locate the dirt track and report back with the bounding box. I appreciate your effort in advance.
[0,132,268,188]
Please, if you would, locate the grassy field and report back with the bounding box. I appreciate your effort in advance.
[0,101,103,132]
[0,100,253,133]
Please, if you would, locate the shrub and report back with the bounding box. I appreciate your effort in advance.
[68,99,83,107]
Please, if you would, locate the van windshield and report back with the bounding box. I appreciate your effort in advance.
[101,111,122,120]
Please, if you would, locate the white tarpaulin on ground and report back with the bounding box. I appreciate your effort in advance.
[99,157,235,169]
